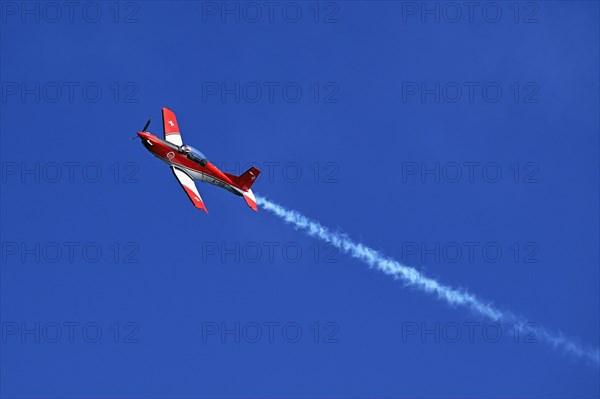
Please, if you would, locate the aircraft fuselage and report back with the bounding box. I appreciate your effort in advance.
[137,131,242,197]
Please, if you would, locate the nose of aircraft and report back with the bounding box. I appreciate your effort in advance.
[137,131,147,139]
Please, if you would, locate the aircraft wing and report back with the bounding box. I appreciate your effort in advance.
[162,107,183,146]
[171,166,207,213]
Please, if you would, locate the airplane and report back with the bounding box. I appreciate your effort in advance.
[135,107,260,213]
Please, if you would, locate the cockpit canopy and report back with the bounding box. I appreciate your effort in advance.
[180,145,208,166]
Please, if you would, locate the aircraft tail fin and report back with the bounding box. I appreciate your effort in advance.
[235,166,260,191]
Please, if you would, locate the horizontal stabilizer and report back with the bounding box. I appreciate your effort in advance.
[243,189,258,212]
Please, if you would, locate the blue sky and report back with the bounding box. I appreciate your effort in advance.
[1,1,599,398]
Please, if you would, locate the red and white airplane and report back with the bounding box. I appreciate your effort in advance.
[135,107,260,213]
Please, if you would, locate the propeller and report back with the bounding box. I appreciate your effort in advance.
[131,118,151,140]
[142,118,151,132]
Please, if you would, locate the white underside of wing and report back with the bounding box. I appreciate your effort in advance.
[165,134,183,146]
[172,166,207,212]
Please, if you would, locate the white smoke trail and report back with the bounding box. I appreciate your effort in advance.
[256,195,600,367]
